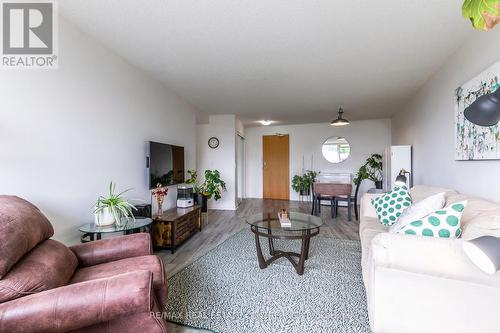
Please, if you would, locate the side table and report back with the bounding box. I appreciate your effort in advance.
[78,217,153,243]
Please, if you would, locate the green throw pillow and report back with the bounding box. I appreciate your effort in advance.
[397,200,467,238]
[371,186,412,226]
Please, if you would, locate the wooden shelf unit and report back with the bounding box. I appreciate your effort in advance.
[152,205,201,253]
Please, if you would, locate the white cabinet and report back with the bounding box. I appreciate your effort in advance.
[384,145,412,190]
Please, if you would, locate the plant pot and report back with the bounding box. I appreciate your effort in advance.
[95,207,116,227]
[375,181,383,190]
[195,193,208,213]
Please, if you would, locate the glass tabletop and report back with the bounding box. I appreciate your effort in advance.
[246,212,323,231]
[79,217,152,233]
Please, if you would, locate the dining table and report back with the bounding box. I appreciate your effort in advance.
[311,182,353,219]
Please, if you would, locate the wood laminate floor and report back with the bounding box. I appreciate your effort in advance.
[157,198,360,333]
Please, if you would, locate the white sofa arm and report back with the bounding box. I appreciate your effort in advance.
[371,232,500,286]
[360,193,383,219]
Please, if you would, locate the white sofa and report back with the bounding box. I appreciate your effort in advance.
[360,185,500,333]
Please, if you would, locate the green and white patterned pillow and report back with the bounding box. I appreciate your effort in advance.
[397,200,467,238]
[371,186,412,226]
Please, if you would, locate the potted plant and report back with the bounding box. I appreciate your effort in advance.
[292,174,307,195]
[94,182,137,227]
[186,169,227,212]
[354,154,383,189]
[292,170,319,196]
[304,170,319,194]
[186,170,205,211]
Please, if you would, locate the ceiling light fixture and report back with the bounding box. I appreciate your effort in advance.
[330,107,350,126]
[259,120,272,126]
[464,87,500,126]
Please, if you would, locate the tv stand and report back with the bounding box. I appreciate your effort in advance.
[151,205,201,253]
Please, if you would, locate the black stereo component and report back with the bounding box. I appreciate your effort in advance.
[133,204,152,218]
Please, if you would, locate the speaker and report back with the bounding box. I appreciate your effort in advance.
[133,204,152,218]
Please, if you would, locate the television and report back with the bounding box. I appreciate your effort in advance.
[147,141,185,189]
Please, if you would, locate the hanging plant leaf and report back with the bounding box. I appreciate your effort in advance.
[462,0,500,31]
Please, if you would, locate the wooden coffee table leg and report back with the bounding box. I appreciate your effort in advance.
[254,233,267,269]
[296,237,308,275]
[304,229,311,260]
[267,229,275,256]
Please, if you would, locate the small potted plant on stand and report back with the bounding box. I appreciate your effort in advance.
[94,182,136,227]
[292,170,319,199]
[292,174,306,196]
[152,183,168,217]
[186,170,206,212]
[304,170,318,195]
[354,154,383,189]
[186,169,226,213]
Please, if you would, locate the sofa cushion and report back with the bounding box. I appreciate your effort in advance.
[0,239,78,303]
[410,185,458,203]
[360,193,383,219]
[397,201,467,238]
[462,214,500,241]
[454,196,500,227]
[371,186,412,226]
[0,196,54,279]
[70,255,165,290]
[360,217,388,283]
[389,192,446,233]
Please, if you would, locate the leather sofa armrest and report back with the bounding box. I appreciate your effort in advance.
[0,271,153,333]
[370,232,500,286]
[70,233,152,267]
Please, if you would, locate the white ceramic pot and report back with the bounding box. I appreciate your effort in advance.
[95,207,116,227]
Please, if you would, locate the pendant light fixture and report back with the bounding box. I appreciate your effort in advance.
[330,106,350,126]
[464,88,500,126]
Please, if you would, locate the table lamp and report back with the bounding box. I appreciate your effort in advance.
[395,169,411,187]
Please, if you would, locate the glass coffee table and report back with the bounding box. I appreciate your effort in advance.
[246,212,323,275]
[79,217,153,243]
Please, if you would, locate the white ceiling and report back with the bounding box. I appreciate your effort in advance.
[59,0,472,126]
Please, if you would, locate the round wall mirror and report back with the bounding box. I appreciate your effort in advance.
[322,137,351,163]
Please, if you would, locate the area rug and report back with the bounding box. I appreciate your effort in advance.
[165,230,371,333]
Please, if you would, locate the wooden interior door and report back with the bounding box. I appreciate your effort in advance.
[263,135,289,200]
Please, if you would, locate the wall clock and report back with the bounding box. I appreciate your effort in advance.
[208,137,219,149]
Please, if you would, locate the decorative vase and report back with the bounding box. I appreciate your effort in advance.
[156,197,164,216]
[95,207,116,227]
[375,181,383,190]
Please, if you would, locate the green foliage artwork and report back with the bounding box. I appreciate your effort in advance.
[462,0,500,31]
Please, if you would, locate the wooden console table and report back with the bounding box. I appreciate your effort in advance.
[152,206,201,253]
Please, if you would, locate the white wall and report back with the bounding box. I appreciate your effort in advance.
[245,120,392,200]
[392,28,500,202]
[0,17,198,245]
[196,115,237,210]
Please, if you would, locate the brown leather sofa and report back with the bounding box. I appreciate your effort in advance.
[0,195,168,333]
